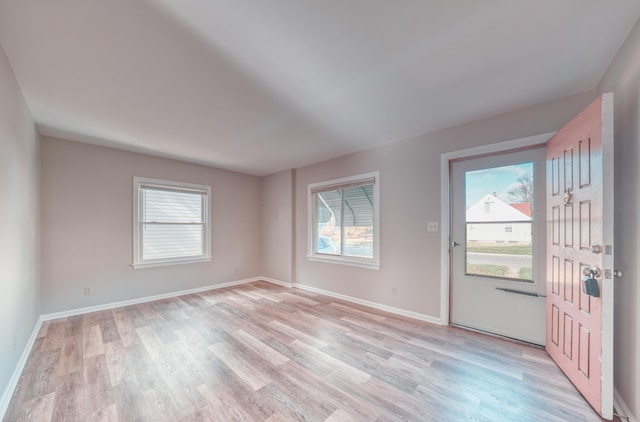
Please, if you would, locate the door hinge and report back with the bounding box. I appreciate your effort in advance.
[604,269,612,280]
[604,245,613,255]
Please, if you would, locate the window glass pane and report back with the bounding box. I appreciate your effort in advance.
[343,185,374,258]
[134,185,208,263]
[315,190,341,255]
[143,189,202,223]
[143,224,203,260]
[465,163,533,281]
[309,173,378,267]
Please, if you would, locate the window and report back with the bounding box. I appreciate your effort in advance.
[308,172,379,269]
[133,177,211,269]
[464,162,534,282]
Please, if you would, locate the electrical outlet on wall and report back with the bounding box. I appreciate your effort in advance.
[84,287,92,295]
[427,222,439,232]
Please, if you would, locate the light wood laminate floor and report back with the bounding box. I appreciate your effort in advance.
[4,281,614,421]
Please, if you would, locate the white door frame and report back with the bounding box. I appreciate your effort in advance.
[439,132,555,325]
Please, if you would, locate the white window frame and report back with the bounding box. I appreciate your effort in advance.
[307,171,380,270]
[133,177,211,269]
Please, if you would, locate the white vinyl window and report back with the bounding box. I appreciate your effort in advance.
[133,177,211,269]
[308,172,379,269]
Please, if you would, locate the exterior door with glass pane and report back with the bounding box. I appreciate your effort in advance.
[451,147,546,345]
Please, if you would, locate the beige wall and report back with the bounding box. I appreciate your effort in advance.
[294,90,596,319]
[260,169,294,284]
[0,44,40,403]
[40,137,261,313]
[598,16,640,420]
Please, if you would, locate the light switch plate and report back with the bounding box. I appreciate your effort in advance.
[427,222,439,232]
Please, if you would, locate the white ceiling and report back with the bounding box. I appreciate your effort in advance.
[1,1,639,176]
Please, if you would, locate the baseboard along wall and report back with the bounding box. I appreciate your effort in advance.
[40,277,262,321]
[293,282,443,326]
[0,316,43,418]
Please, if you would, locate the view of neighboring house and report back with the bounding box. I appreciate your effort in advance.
[466,193,532,244]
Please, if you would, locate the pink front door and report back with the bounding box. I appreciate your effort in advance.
[545,94,614,419]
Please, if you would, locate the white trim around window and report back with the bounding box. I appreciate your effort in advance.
[133,177,211,269]
[307,171,380,270]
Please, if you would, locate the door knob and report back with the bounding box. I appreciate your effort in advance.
[614,270,623,278]
[451,241,460,247]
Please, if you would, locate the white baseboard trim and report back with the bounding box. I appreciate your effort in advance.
[41,277,262,321]
[614,388,637,422]
[0,315,44,420]
[295,283,444,325]
[260,277,293,288]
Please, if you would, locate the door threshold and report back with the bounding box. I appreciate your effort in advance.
[450,323,544,349]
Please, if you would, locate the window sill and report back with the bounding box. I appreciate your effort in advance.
[132,256,211,270]
[307,254,380,270]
